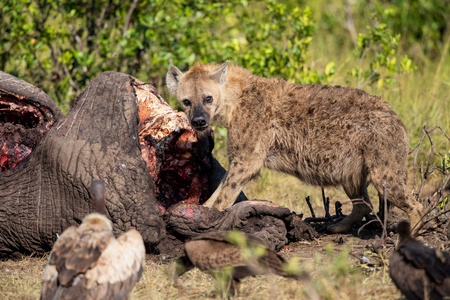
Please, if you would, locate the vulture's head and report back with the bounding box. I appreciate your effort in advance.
[80,213,113,232]
[397,220,411,244]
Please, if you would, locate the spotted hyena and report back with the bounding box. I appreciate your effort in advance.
[166,61,424,233]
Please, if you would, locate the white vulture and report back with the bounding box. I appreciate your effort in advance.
[41,180,146,300]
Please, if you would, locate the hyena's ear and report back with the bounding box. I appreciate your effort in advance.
[211,61,229,86]
[166,65,184,95]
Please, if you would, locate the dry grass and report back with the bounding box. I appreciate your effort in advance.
[0,255,48,300]
[1,52,446,300]
[0,243,402,300]
[1,2,448,299]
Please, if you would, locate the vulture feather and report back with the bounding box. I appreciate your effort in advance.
[175,231,301,295]
[40,180,145,300]
[389,220,450,300]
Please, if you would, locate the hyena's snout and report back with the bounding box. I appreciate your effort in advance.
[190,105,210,131]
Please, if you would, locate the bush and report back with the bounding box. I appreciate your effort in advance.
[0,0,333,110]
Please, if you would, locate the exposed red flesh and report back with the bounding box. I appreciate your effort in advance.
[1,82,211,210]
[134,83,210,211]
[0,94,52,172]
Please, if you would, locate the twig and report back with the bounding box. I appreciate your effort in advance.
[382,182,387,240]
[122,0,139,38]
[413,173,450,233]
[54,42,79,92]
[410,125,450,194]
[304,215,345,223]
[359,67,379,89]
[415,208,450,237]
[322,188,331,219]
[418,161,426,199]
[106,0,139,62]
[357,219,379,235]
[335,201,343,217]
[411,127,428,193]
[56,0,85,54]
[96,1,110,29]
[305,196,315,219]
[356,193,387,240]
[357,46,369,89]
[424,129,435,178]
[407,125,450,234]
[343,0,357,47]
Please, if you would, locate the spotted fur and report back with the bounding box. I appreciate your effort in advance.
[166,62,424,233]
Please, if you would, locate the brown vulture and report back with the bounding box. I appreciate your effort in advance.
[40,180,145,300]
[389,220,450,300]
[175,230,301,295]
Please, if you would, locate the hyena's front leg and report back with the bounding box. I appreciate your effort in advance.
[204,143,266,211]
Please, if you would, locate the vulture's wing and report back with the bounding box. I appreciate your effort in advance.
[41,257,62,300]
[233,239,294,280]
[41,229,144,300]
[190,231,268,247]
[185,238,245,271]
[389,250,424,300]
[258,248,292,278]
[434,276,450,298]
[186,232,292,280]
[190,231,230,242]
[398,239,450,285]
[79,229,146,299]
[50,228,113,286]
[40,226,77,300]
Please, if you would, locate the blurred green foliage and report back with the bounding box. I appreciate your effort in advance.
[373,0,449,58]
[437,150,450,210]
[0,0,447,111]
[315,0,449,60]
[349,13,416,89]
[0,0,332,111]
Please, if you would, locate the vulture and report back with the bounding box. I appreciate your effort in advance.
[175,231,302,295]
[40,180,146,300]
[389,220,450,300]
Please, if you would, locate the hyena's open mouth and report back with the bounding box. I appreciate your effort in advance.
[133,82,212,212]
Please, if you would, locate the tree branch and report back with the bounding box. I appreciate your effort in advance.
[122,0,139,38]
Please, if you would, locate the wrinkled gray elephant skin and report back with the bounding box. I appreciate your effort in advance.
[0,71,316,258]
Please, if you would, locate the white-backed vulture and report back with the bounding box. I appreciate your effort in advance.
[41,180,145,300]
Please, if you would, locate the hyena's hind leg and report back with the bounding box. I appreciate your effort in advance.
[327,180,373,233]
[370,165,424,232]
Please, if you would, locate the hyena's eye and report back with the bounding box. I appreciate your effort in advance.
[204,96,213,103]
[182,99,191,106]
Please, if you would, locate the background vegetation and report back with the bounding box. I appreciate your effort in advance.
[0,0,449,299]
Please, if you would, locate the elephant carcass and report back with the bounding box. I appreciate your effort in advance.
[0,72,168,256]
[0,71,316,257]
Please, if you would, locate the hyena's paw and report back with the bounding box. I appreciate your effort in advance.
[326,218,356,233]
[327,204,371,233]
